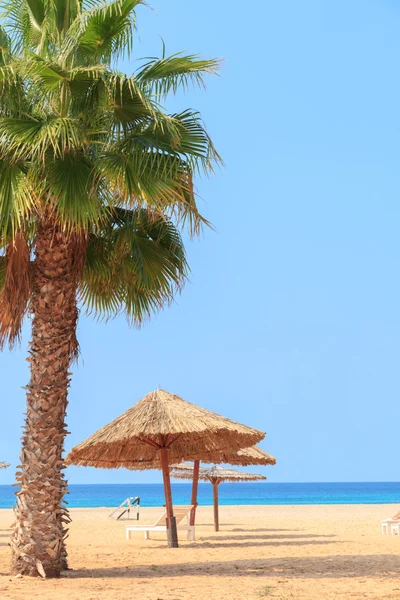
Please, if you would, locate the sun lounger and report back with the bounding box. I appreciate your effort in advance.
[126,505,195,541]
[109,496,140,520]
[381,518,400,535]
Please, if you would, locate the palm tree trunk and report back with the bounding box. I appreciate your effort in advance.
[10,213,79,578]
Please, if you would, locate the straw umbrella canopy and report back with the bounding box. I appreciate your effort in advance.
[66,389,265,547]
[202,445,276,467]
[181,446,276,527]
[172,464,266,531]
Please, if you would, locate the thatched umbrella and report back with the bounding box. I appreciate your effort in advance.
[172,464,266,531]
[202,445,276,467]
[123,447,276,528]
[66,389,264,547]
[182,446,276,526]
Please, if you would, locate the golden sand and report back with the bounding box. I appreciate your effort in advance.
[0,504,399,600]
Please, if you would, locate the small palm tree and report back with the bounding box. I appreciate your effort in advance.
[0,0,220,577]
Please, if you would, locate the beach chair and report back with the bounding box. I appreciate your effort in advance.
[381,518,400,535]
[109,496,140,520]
[126,505,195,541]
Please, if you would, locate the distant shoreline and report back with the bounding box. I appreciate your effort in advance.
[1,481,399,486]
[1,482,399,508]
[0,502,398,511]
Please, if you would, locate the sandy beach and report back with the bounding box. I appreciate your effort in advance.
[0,504,398,599]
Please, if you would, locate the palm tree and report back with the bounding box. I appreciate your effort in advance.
[0,0,220,577]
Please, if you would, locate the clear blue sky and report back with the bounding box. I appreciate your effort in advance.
[1,0,400,485]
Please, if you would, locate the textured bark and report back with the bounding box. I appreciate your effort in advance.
[10,214,79,577]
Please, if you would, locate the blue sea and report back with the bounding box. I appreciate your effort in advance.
[0,482,399,509]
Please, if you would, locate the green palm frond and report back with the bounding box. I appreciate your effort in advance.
[61,0,142,65]
[0,66,22,116]
[21,53,106,114]
[3,1,31,52]
[0,26,12,65]
[23,53,67,89]
[97,144,191,206]
[53,0,81,37]
[81,207,188,322]
[102,71,156,131]
[0,115,86,158]
[135,109,223,173]
[0,29,28,117]
[0,157,34,241]
[68,64,106,98]
[136,51,220,97]
[3,0,52,55]
[45,152,102,228]
[22,0,47,31]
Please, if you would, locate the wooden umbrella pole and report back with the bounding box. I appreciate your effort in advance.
[159,447,179,548]
[190,459,200,526]
[212,480,219,532]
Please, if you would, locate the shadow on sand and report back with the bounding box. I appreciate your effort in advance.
[152,539,338,550]
[203,533,336,541]
[0,532,10,546]
[231,528,299,533]
[64,554,400,580]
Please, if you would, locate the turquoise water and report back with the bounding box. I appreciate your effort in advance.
[0,482,399,508]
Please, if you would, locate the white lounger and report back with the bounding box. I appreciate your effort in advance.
[126,505,195,541]
[109,496,140,520]
[382,518,400,535]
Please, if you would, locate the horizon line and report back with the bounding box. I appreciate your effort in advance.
[1,480,399,486]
